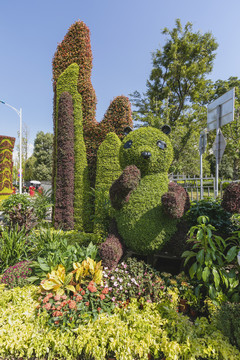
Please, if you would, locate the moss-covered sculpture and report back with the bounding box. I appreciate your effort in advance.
[99,126,190,264]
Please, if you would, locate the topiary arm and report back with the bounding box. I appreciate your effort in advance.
[162,182,190,219]
[109,165,141,210]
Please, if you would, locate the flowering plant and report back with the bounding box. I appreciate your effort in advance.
[37,280,114,329]
[103,258,174,306]
[0,261,32,289]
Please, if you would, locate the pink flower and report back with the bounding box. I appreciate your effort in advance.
[54,294,61,301]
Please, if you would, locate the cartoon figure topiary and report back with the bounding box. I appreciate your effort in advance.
[99,126,190,266]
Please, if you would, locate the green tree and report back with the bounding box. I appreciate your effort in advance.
[130,19,218,176]
[131,19,218,126]
[32,131,53,181]
[24,155,37,181]
[207,77,240,180]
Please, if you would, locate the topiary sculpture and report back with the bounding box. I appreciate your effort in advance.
[100,126,190,266]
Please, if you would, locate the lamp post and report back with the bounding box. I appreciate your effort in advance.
[0,100,23,194]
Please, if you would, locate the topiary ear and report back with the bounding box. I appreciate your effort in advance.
[161,125,171,135]
[124,126,133,136]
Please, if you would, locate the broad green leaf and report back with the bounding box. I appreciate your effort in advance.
[196,249,204,265]
[209,284,216,300]
[196,229,203,242]
[189,262,197,279]
[212,268,220,288]
[202,266,210,282]
[226,246,237,263]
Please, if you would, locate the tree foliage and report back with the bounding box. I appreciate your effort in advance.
[207,77,240,179]
[32,131,53,181]
[130,19,218,175]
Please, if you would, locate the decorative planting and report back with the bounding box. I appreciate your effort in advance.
[0,136,15,199]
[54,92,75,230]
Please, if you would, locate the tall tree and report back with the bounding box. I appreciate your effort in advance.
[130,19,218,175]
[131,19,218,126]
[207,77,240,179]
[32,131,53,181]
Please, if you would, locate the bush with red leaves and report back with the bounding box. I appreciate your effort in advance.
[54,92,75,230]
[99,233,124,269]
[161,182,190,219]
[221,182,240,214]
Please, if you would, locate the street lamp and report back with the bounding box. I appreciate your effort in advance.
[0,100,22,194]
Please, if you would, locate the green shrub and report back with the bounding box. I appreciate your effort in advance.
[182,216,240,303]
[0,226,30,272]
[214,302,240,350]
[184,198,233,236]
[0,286,239,359]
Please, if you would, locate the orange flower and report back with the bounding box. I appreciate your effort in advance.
[102,288,109,294]
[68,300,76,309]
[97,307,101,312]
[85,302,89,306]
[76,295,83,302]
[99,294,105,300]
[88,284,97,293]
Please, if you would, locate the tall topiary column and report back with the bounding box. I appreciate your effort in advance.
[0,136,15,200]
[54,92,75,230]
[54,63,91,231]
[94,132,122,235]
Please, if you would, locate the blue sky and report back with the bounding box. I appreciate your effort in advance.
[0,0,240,155]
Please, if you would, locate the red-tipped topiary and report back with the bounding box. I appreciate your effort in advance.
[110,165,141,210]
[221,182,240,213]
[54,92,75,229]
[162,182,190,219]
[53,21,97,130]
[53,21,133,186]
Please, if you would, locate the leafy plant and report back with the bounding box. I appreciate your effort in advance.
[184,199,233,236]
[214,302,240,350]
[28,228,100,284]
[0,226,30,272]
[182,216,239,303]
[40,264,75,295]
[73,257,103,286]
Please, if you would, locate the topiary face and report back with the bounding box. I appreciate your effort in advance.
[119,127,173,176]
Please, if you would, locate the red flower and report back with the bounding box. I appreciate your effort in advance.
[85,302,89,306]
[97,307,101,312]
[76,295,83,302]
[81,290,86,295]
[99,294,105,300]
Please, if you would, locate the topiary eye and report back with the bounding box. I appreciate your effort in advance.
[124,140,133,149]
[157,140,167,150]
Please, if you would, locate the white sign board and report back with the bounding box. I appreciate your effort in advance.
[207,88,235,131]
[212,129,226,162]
